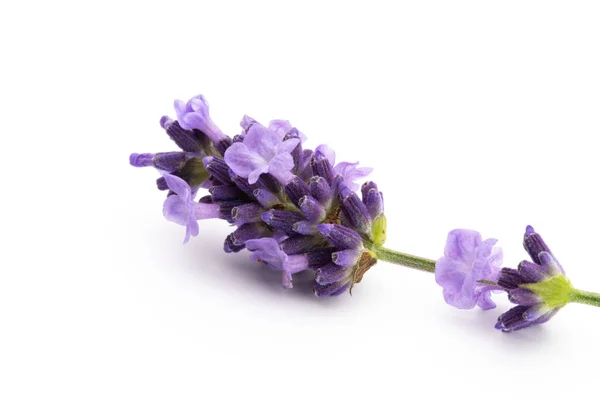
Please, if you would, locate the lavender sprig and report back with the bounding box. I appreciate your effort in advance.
[130,94,600,331]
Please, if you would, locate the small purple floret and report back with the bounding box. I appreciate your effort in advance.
[162,174,219,243]
[314,144,372,191]
[435,229,503,310]
[224,123,300,185]
[245,238,309,288]
[174,95,226,143]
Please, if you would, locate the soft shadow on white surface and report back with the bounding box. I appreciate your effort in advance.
[160,224,350,309]
[435,304,556,351]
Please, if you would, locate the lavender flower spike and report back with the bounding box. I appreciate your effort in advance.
[435,229,503,310]
[174,95,227,144]
[162,174,220,243]
[130,93,600,333]
[224,122,300,184]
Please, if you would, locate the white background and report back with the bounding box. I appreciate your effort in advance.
[1,1,599,399]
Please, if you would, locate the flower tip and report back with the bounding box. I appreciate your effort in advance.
[313,286,327,298]
[525,225,535,236]
[160,115,173,129]
[130,153,153,167]
[261,210,274,224]
[240,114,257,131]
[202,156,214,168]
[494,319,505,331]
[317,224,334,236]
[189,94,209,111]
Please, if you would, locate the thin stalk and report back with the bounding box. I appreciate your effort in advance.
[370,246,436,273]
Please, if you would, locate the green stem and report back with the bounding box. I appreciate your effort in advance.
[370,246,436,273]
[570,289,600,308]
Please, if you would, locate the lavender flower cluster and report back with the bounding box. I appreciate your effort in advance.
[131,94,598,333]
[130,95,384,296]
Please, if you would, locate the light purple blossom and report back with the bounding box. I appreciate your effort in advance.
[174,95,226,143]
[314,145,372,191]
[162,174,219,243]
[224,122,300,185]
[435,229,503,310]
[245,238,309,288]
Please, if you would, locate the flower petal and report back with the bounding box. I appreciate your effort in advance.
[435,257,467,295]
[188,95,209,114]
[314,144,335,165]
[444,229,482,263]
[267,152,295,184]
[476,290,496,310]
[277,138,300,154]
[244,124,283,159]
[163,195,192,226]
[245,237,287,269]
[162,174,192,200]
[184,215,199,244]
[248,165,270,185]
[334,161,373,191]
[268,120,292,136]
[224,142,269,181]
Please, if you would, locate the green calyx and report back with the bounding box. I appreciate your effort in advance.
[371,214,387,247]
[521,275,574,309]
[178,157,210,188]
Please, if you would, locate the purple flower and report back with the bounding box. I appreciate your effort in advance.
[314,145,372,191]
[162,174,220,243]
[174,95,227,144]
[131,94,381,296]
[245,238,309,288]
[224,122,300,185]
[435,229,503,310]
[495,226,570,332]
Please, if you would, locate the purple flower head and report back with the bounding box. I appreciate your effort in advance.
[495,226,571,332]
[224,122,300,185]
[162,174,219,243]
[314,145,372,191]
[245,238,309,288]
[435,229,503,310]
[174,95,227,144]
[131,94,381,296]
